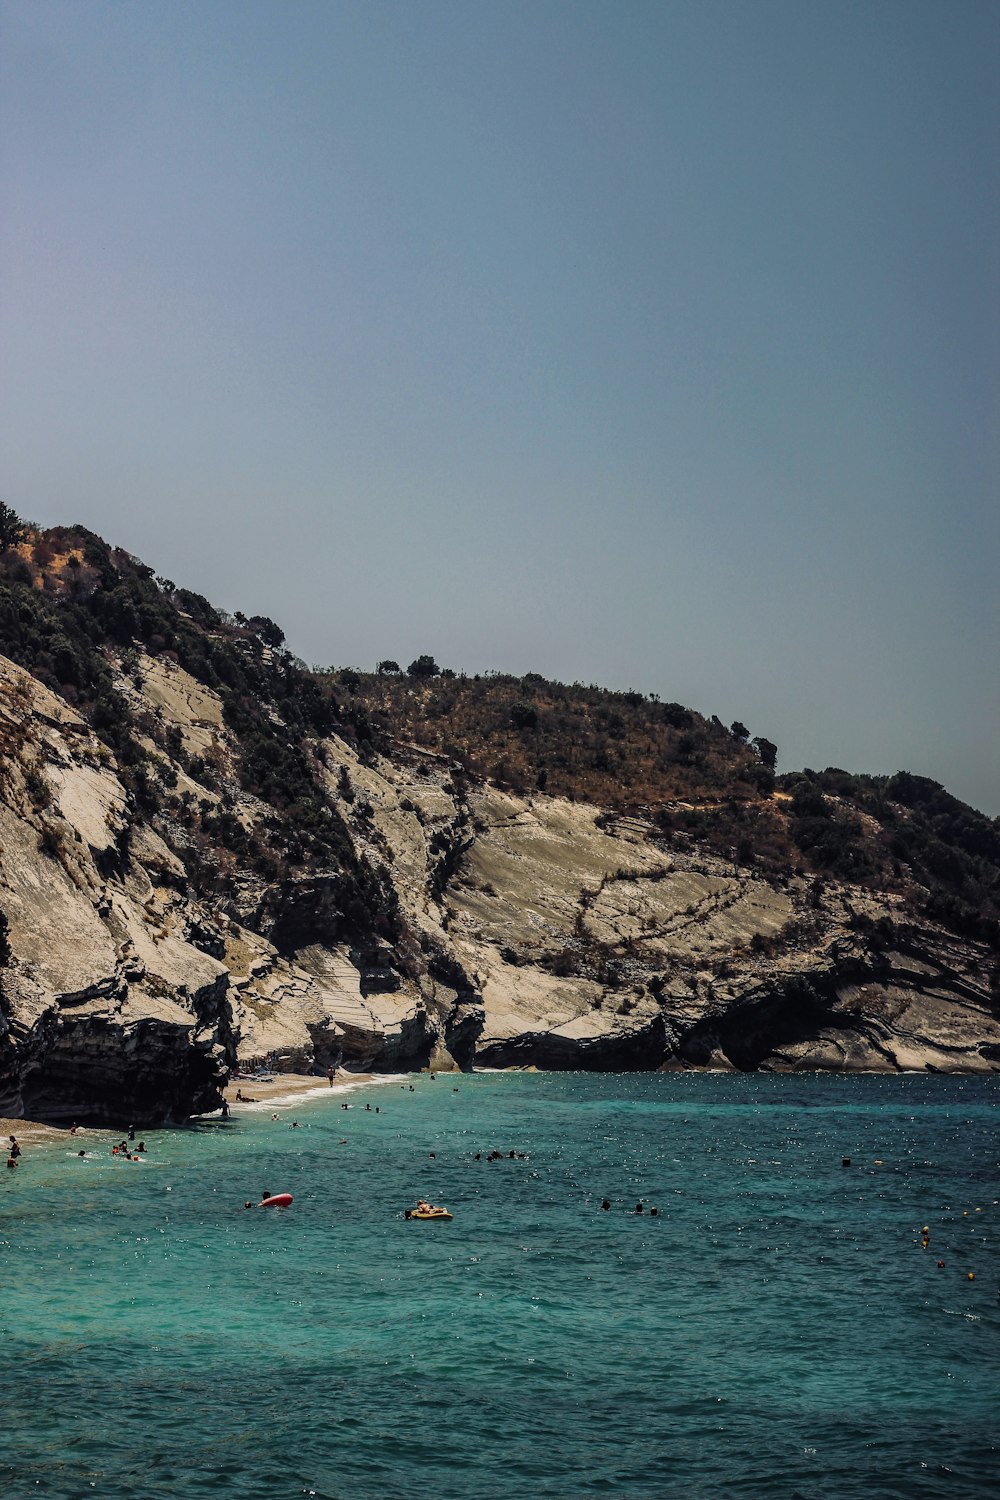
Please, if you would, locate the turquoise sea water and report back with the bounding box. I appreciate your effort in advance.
[2,1072,997,1499]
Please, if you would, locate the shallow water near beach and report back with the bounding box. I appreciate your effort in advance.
[2,1071,997,1499]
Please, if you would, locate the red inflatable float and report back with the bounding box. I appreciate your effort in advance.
[258,1193,293,1208]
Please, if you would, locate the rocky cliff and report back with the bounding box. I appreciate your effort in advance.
[0,523,997,1123]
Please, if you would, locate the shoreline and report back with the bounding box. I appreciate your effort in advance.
[0,1116,71,1148]
[0,1070,406,1155]
[5,1062,970,1153]
[222,1069,406,1114]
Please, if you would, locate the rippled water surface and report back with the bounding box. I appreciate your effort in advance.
[2,1072,997,1498]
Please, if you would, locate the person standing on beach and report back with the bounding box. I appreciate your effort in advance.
[327,1066,335,1087]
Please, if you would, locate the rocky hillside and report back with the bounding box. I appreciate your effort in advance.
[0,517,997,1123]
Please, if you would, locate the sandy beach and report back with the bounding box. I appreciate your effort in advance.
[224,1068,380,1111]
[1,1116,68,1147]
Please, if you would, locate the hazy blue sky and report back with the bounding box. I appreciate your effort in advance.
[1,1,997,813]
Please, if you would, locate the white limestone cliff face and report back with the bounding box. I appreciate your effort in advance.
[315,737,1000,1075]
[1,648,997,1127]
[0,657,230,1121]
[0,654,458,1117]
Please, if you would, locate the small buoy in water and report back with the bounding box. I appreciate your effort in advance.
[967,1272,975,1280]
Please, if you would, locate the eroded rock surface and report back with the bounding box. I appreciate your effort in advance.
[318,737,1000,1076]
[1,647,997,1126]
[0,658,231,1122]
